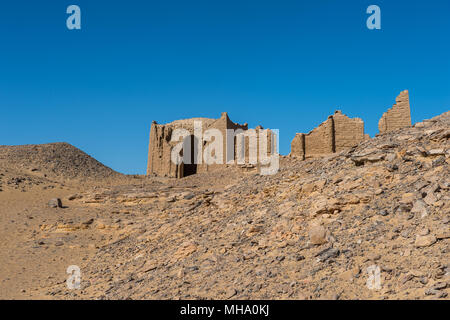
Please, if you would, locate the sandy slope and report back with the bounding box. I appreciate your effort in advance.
[0,113,449,300]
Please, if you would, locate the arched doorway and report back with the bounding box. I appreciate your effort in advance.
[181,135,198,177]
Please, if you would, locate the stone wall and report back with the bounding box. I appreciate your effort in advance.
[378,90,412,134]
[147,113,275,178]
[333,111,365,152]
[147,122,176,178]
[147,116,222,178]
[148,90,412,174]
[304,116,334,157]
[290,111,365,159]
[291,133,306,160]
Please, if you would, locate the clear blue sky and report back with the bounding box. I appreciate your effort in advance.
[1,0,449,174]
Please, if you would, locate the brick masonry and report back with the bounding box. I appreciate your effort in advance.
[291,90,412,159]
[291,111,365,160]
[378,90,412,134]
[149,91,413,175]
[147,113,275,178]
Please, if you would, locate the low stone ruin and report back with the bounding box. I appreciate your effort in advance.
[291,90,412,159]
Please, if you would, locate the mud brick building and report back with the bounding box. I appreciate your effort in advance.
[148,91,412,176]
[147,112,275,178]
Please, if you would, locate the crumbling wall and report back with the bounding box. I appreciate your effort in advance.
[147,113,273,178]
[378,90,412,134]
[239,125,275,166]
[196,112,248,174]
[290,111,365,159]
[147,117,216,178]
[333,111,365,152]
[147,122,182,178]
[304,117,334,157]
[291,133,305,160]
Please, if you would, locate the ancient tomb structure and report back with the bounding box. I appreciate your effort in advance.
[147,112,275,178]
[291,110,366,160]
[378,90,412,134]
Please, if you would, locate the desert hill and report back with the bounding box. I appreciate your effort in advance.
[0,143,123,189]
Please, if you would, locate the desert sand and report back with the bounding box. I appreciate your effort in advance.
[0,112,449,300]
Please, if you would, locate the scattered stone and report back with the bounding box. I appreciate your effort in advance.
[225,288,237,299]
[295,254,305,261]
[2,109,450,300]
[82,218,95,226]
[378,210,389,216]
[423,192,438,206]
[316,247,340,262]
[411,200,428,218]
[428,149,446,156]
[430,282,448,290]
[309,225,328,245]
[432,157,446,167]
[183,193,195,200]
[435,229,450,240]
[48,198,63,208]
[401,193,415,204]
[352,154,385,166]
[414,235,437,248]
[68,194,82,201]
[367,253,381,261]
[385,153,397,162]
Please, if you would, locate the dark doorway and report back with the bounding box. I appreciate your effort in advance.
[182,135,197,177]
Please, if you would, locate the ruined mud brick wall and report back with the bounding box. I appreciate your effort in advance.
[291,133,306,160]
[197,112,248,174]
[236,125,275,165]
[333,111,365,152]
[147,112,275,178]
[290,111,365,159]
[304,116,334,157]
[146,117,217,178]
[147,122,175,177]
[378,90,411,134]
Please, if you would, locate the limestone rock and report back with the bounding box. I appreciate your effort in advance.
[414,235,437,247]
[48,198,62,208]
[309,225,328,245]
[411,200,428,218]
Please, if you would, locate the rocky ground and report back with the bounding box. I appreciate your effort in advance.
[0,142,123,185]
[0,112,449,300]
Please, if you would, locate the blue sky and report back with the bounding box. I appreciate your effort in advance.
[1,0,449,174]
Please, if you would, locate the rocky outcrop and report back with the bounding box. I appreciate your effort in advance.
[39,110,449,300]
